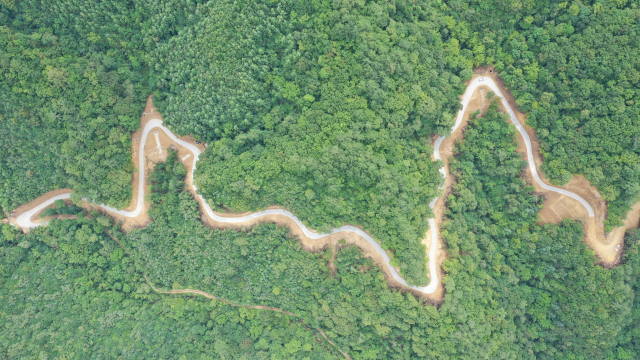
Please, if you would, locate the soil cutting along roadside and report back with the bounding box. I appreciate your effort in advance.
[7,71,636,301]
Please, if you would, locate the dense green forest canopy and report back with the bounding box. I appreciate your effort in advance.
[3,0,640,277]
[126,104,640,359]
[1,0,470,283]
[0,220,341,359]
[447,0,640,228]
[3,1,640,358]
[0,25,144,210]
[0,0,205,211]
[4,105,640,359]
[171,0,469,284]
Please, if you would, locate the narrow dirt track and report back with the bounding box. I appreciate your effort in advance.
[7,71,634,302]
[105,228,351,358]
[143,274,351,359]
[143,274,297,316]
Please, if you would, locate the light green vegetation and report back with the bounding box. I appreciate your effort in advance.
[5,107,638,358]
[2,0,640,358]
[152,0,469,284]
[450,0,640,229]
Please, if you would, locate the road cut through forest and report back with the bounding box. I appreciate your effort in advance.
[7,71,636,302]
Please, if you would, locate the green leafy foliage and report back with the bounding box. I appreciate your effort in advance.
[3,112,640,358]
[123,123,640,358]
[0,25,143,212]
[0,224,26,288]
[0,214,339,359]
[441,102,637,358]
[0,0,204,214]
[41,199,83,217]
[2,1,640,358]
[152,0,472,284]
[453,0,640,229]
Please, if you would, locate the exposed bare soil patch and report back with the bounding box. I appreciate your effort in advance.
[9,68,640,305]
[475,66,640,264]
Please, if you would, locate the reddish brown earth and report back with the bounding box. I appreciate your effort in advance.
[474,66,639,265]
[7,69,640,303]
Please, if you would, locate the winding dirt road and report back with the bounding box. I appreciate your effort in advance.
[9,75,623,299]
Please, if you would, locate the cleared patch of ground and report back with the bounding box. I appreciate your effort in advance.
[9,69,640,303]
[475,65,640,265]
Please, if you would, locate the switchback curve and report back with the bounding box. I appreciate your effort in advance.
[13,76,595,296]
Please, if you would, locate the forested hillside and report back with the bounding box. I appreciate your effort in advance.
[451,0,640,228]
[3,105,637,358]
[0,0,204,212]
[49,112,629,358]
[0,25,144,211]
[440,103,637,357]
[152,0,470,284]
[3,0,640,358]
[135,103,640,359]
[3,104,640,358]
[0,220,340,359]
[1,0,465,282]
[0,1,147,212]
[4,0,640,279]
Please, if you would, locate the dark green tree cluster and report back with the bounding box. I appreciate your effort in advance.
[0,25,143,211]
[123,113,640,359]
[0,0,205,214]
[617,229,640,356]
[0,224,26,288]
[151,0,471,284]
[439,102,636,358]
[449,0,640,229]
[0,214,341,359]
[40,199,83,217]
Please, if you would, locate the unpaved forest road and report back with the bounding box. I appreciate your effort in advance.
[142,274,351,359]
[10,76,619,298]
